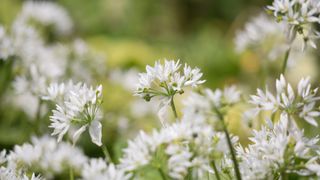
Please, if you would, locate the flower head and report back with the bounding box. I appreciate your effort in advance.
[135,59,205,102]
[250,75,320,126]
[237,113,319,179]
[44,82,103,146]
[267,0,320,50]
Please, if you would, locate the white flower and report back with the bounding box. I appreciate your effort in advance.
[250,75,320,126]
[17,1,73,36]
[46,82,103,146]
[0,167,42,180]
[6,136,87,178]
[237,113,319,179]
[119,131,154,171]
[0,150,6,165]
[119,118,232,178]
[234,13,288,60]
[182,86,241,127]
[81,158,129,180]
[267,0,320,49]
[0,26,14,60]
[135,59,205,102]
[166,144,192,179]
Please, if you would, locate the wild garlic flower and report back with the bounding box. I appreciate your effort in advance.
[16,1,73,36]
[135,59,205,102]
[0,150,6,165]
[166,144,193,179]
[0,167,42,180]
[267,0,320,50]
[237,113,319,179]
[250,75,320,126]
[81,158,130,180]
[235,13,288,61]
[119,116,236,179]
[305,151,320,177]
[182,86,241,126]
[44,82,103,146]
[6,136,87,178]
[0,26,14,60]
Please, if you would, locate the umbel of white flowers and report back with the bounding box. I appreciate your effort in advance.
[250,74,320,127]
[267,0,320,50]
[237,113,320,179]
[43,81,103,146]
[135,59,205,101]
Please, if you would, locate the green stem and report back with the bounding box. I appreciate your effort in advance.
[69,167,74,180]
[214,107,242,180]
[35,99,43,135]
[101,145,113,163]
[158,168,168,180]
[211,160,221,180]
[281,48,291,75]
[170,96,178,118]
[281,171,288,180]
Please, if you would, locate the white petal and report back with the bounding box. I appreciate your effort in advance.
[72,125,87,145]
[89,121,102,146]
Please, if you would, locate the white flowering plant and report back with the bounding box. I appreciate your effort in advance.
[1,0,320,180]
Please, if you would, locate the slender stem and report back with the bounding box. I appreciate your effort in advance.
[170,96,178,118]
[69,167,74,180]
[281,171,288,180]
[35,99,43,135]
[211,160,221,180]
[214,107,242,180]
[158,168,167,180]
[281,48,291,75]
[101,145,113,163]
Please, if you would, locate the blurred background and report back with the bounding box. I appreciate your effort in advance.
[1,0,320,168]
[0,0,272,87]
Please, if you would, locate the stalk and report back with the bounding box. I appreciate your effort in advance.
[101,145,113,163]
[214,107,242,180]
[158,168,168,180]
[69,167,74,180]
[170,96,178,118]
[211,160,221,180]
[281,48,291,75]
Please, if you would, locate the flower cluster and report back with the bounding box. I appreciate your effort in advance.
[0,1,106,120]
[235,13,288,61]
[135,59,205,102]
[237,113,319,179]
[250,75,320,126]
[119,115,238,179]
[81,158,129,180]
[1,0,320,180]
[15,1,73,36]
[267,0,320,50]
[43,82,103,146]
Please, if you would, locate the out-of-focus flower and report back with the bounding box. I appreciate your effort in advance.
[182,86,241,127]
[44,82,103,146]
[16,1,73,36]
[5,136,87,178]
[0,167,42,180]
[0,26,14,60]
[250,74,320,126]
[0,150,6,165]
[235,13,288,60]
[166,144,192,179]
[81,158,130,180]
